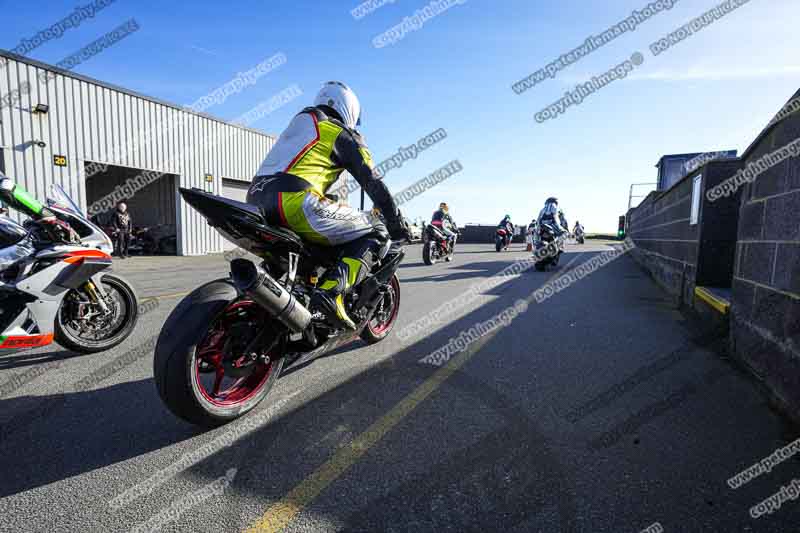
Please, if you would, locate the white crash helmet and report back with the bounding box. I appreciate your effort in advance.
[313,81,362,130]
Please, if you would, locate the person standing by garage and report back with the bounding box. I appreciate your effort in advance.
[113,201,132,259]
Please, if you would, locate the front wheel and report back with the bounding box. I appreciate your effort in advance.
[153,280,284,427]
[422,241,437,265]
[54,274,139,353]
[361,274,401,344]
[495,237,502,252]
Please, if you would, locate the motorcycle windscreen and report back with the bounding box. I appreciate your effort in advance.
[46,183,84,217]
[46,184,113,252]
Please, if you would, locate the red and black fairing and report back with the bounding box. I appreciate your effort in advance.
[496,227,511,246]
[426,223,450,250]
[54,249,113,289]
[0,248,112,350]
[0,291,40,348]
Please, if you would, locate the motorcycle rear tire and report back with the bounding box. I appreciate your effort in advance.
[153,279,284,427]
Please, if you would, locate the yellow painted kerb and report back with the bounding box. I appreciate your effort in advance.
[695,286,730,315]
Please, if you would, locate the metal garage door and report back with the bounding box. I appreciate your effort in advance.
[221,178,252,250]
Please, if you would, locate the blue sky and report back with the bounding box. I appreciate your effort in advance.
[3,0,799,231]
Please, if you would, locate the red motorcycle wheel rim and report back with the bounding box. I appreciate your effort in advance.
[194,301,275,407]
[368,276,400,336]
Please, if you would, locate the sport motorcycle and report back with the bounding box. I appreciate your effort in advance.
[495,228,511,252]
[422,223,455,265]
[534,222,564,271]
[154,188,404,427]
[0,183,139,353]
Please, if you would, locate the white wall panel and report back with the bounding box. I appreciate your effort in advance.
[0,52,275,255]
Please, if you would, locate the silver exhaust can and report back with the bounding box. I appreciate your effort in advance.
[230,259,311,333]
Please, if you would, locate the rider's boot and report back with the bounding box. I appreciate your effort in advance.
[310,237,381,331]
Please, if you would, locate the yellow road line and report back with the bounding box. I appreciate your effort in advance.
[244,253,584,532]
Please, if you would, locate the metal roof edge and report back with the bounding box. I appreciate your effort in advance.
[0,49,277,141]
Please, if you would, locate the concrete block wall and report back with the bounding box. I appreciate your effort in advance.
[460,225,524,244]
[731,90,800,417]
[627,176,698,305]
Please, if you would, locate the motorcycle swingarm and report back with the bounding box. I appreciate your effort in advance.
[281,284,390,373]
[281,327,364,373]
[280,250,404,373]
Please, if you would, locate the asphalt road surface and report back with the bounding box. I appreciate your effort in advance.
[1,242,798,532]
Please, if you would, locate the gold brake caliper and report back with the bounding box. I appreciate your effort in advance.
[84,280,110,314]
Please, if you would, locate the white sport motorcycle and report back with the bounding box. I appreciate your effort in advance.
[0,184,139,353]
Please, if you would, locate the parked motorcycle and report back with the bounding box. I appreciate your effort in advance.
[534,222,564,271]
[495,228,511,252]
[422,223,455,265]
[138,224,178,255]
[154,188,405,427]
[0,184,139,353]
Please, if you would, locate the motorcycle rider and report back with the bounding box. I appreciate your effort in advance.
[572,220,584,235]
[497,214,514,246]
[431,202,457,248]
[246,81,410,331]
[536,197,568,242]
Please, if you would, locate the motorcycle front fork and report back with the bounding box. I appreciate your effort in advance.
[83,279,110,314]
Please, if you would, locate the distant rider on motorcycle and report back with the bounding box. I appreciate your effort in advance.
[431,202,457,247]
[536,198,568,243]
[497,214,514,245]
[246,81,410,331]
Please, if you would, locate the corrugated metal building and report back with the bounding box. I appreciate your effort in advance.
[0,50,280,255]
